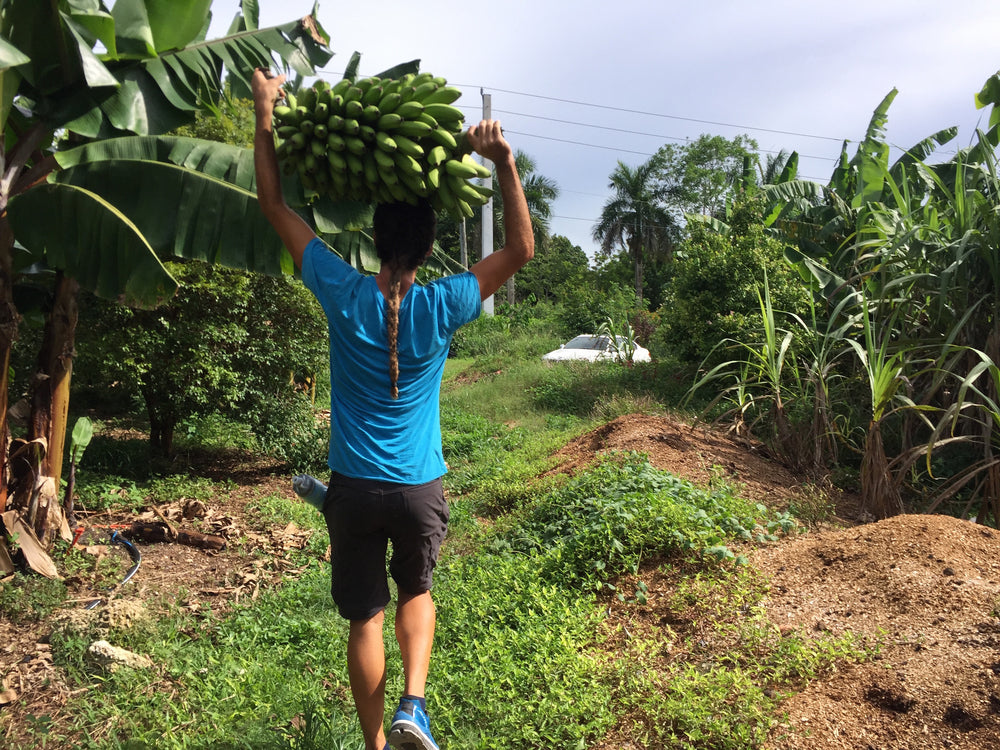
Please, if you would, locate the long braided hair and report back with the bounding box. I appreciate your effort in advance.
[373,199,437,399]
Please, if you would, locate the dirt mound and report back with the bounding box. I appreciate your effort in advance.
[754,514,1000,749]
[546,413,818,506]
[555,413,1000,748]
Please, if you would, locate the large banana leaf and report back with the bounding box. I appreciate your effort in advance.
[0,34,28,132]
[53,158,292,276]
[53,134,469,282]
[7,181,177,308]
[13,1,333,138]
[975,70,1000,130]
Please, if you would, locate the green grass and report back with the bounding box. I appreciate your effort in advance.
[10,318,878,749]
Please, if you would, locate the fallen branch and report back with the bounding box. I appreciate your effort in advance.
[128,522,226,551]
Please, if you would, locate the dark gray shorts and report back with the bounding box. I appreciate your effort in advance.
[322,472,449,621]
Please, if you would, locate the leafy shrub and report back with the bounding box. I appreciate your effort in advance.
[491,453,780,588]
[253,391,329,473]
[653,194,809,369]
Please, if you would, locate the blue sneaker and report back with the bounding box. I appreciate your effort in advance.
[387,698,439,750]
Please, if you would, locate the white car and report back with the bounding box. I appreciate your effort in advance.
[541,334,651,363]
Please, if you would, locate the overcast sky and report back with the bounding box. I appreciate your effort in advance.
[208,1,1000,258]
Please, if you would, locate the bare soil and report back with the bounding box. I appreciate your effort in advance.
[4,413,1000,748]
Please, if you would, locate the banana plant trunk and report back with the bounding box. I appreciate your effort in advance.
[15,272,79,544]
[0,219,17,512]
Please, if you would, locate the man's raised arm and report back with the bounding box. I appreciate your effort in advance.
[252,68,316,269]
[466,120,535,301]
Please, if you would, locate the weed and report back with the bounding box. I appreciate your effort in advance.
[788,483,838,529]
[0,573,67,623]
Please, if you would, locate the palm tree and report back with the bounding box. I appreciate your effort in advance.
[490,151,558,302]
[470,150,558,303]
[592,154,677,302]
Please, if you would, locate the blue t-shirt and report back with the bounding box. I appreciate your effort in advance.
[302,237,481,483]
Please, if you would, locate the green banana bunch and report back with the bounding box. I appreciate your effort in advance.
[272,72,491,220]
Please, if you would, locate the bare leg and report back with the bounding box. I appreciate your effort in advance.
[348,610,389,750]
[395,590,436,697]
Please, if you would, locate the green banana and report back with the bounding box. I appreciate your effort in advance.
[378,91,401,114]
[372,148,395,170]
[400,171,428,197]
[409,72,435,88]
[422,103,464,125]
[327,133,346,152]
[344,136,366,155]
[345,152,364,175]
[364,156,380,187]
[327,149,347,172]
[327,114,345,132]
[300,119,315,136]
[375,131,398,152]
[314,123,328,140]
[392,134,424,158]
[443,158,479,179]
[416,112,439,129]
[465,153,492,179]
[379,166,399,185]
[451,175,487,206]
[427,146,448,167]
[393,151,423,177]
[411,81,438,102]
[342,118,361,135]
[360,124,377,142]
[426,127,457,150]
[345,99,364,119]
[420,86,462,105]
[377,113,403,130]
[362,104,381,123]
[455,198,474,219]
[362,84,383,107]
[394,100,424,119]
[393,120,433,138]
[276,125,298,138]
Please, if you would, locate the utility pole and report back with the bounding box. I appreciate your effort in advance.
[459,219,468,267]
[480,89,494,315]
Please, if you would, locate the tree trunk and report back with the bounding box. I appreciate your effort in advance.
[860,420,903,520]
[17,272,79,544]
[31,273,78,482]
[144,389,177,457]
[0,219,17,512]
[506,277,515,306]
[630,240,644,302]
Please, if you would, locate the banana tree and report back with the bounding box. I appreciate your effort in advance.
[0,0,333,546]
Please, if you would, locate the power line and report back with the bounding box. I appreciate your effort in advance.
[493,109,839,163]
[506,129,831,183]
[468,85,848,144]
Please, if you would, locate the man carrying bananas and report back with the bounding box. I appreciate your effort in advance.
[252,68,534,750]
